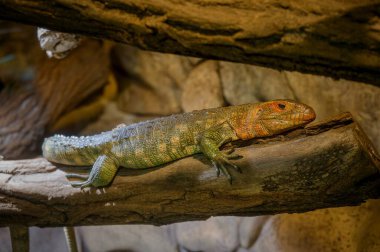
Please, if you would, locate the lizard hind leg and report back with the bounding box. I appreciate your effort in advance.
[66,154,119,188]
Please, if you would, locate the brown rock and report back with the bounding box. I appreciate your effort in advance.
[173,217,241,252]
[116,77,177,116]
[249,200,380,252]
[81,102,153,135]
[77,225,176,252]
[239,216,270,249]
[114,45,198,115]
[181,61,225,112]
[219,62,295,105]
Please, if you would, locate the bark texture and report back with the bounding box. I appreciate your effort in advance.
[0,1,380,85]
[0,113,379,227]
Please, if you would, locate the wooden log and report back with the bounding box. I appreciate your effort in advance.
[0,1,380,85]
[0,113,379,227]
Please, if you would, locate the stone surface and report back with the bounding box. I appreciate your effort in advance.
[0,228,11,252]
[81,102,154,135]
[114,45,198,115]
[0,227,69,252]
[239,216,270,249]
[219,62,295,105]
[250,200,380,252]
[77,225,176,252]
[181,61,225,112]
[173,217,241,252]
[116,77,176,116]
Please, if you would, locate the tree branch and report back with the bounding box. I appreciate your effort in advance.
[0,113,379,227]
[0,1,380,85]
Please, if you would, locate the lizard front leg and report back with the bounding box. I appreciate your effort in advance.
[199,121,242,183]
[66,154,119,188]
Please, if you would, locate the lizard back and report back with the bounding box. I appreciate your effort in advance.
[43,100,315,170]
[43,104,248,167]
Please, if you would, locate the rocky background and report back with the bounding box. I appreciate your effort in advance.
[1,43,380,251]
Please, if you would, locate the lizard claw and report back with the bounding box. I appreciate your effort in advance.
[66,173,89,180]
[212,160,232,183]
[225,147,235,155]
[212,152,242,183]
[69,180,92,188]
[225,153,243,160]
[223,147,243,160]
[66,173,92,188]
[212,161,221,177]
[222,149,243,173]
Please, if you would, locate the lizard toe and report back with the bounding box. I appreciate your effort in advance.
[212,160,221,177]
[69,181,88,188]
[225,153,242,160]
[66,173,89,180]
[212,158,233,182]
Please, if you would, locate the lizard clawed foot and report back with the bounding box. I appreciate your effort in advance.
[199,123,243,184]
[64,155,118,188]
[211,152,242,184]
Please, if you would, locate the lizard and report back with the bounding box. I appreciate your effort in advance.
[42,100,316,188]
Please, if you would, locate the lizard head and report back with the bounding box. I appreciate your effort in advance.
[251,99,316,137]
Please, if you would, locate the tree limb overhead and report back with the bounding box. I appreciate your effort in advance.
[0,1,380,85]
[0,113,379,227]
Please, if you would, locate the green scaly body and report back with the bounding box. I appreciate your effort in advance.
[42,100,315,188]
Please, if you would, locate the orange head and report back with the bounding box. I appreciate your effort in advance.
[235,100,316,139]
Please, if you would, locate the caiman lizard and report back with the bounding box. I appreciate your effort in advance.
[42,100,316,188]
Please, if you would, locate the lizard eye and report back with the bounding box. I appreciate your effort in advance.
[278,103,286,110]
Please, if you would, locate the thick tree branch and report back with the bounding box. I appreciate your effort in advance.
[0,113,379,227]
[1,1,380,85]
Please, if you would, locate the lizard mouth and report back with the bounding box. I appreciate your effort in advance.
[262,111,316,124]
